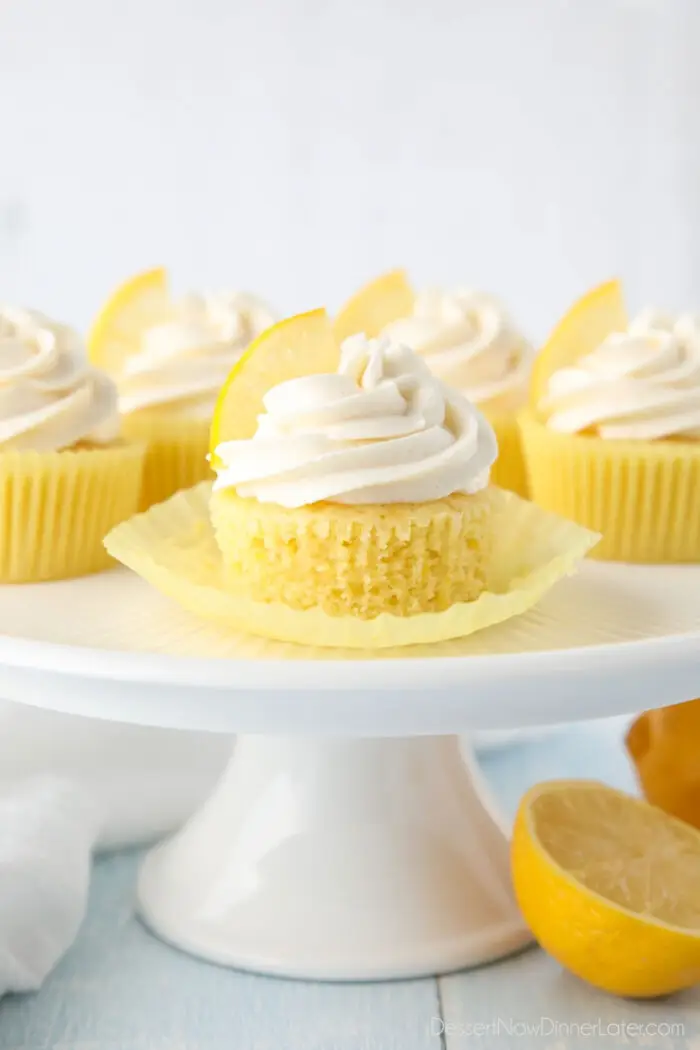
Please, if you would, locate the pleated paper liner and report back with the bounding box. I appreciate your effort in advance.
[121,409,212,512]
[519,411,700,563]
[105,482,598,649]
[209,487,496,617]
[0,442,145,583]
[487,410,529,498]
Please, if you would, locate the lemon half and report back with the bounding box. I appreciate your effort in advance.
[512,778,700,998]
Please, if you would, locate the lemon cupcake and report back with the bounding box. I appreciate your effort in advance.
[105,309,599,647]
[0,305,144,582]
[334,270,533,496]
[211,331,500,618]
[89,267,276,510]
[520,280,700,563]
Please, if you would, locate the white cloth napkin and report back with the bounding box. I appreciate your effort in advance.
[0,777,98,997]
[0,701,228,849]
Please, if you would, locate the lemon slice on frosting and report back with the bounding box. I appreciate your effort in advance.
[531,279,627,407]
[209,308,338,459]
[333,269,415,345]
[88,266,170,373]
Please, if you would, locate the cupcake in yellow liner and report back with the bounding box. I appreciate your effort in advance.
[520,279,700,563]
[486,410,528,497]
[334,270,534,496]
[89,267,276,510]
[119,405,212,514]
[0,305,145,582]
[105,310,598,648]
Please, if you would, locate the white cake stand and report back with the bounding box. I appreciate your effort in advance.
[0,561,698,981]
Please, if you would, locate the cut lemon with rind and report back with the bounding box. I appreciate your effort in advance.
[530,279,627,407]
[512,779,700,998]
[88,267,170,373]
[209,308,338,459]
[333,269,415,345]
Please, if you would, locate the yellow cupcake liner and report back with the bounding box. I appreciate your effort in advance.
[105,481,598,649]
[519,411,700,563]
[487,410,529,497]
[0,443,145,583]
[121,410,212,511]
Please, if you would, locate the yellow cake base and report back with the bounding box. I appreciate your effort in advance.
[105,482,598,649]
[0,442,145,583]
[210,488,497,618]
[487,410,529,497]
[121,409,212,511]
[519,411,700,563]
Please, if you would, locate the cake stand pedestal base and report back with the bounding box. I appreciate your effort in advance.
[137,734,531,980]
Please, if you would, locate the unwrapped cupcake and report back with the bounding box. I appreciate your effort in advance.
[89,267,276,509]
[211,333,500,618]
[520,280,700,562]
[105,309,597,649]
[334,270,534,495]
[0,305,144,582]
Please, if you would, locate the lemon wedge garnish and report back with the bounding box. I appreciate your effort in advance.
[512,778,700,997]
[333,269,415,345]
[88,267,170,373]
[209,308,338,460]
[531,279,627,407]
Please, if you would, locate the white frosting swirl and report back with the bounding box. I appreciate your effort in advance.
[382,289,533,413]
[118,292,276,417]
[0,306,119,452]
[213,334,497,507]
[541,309,700,440]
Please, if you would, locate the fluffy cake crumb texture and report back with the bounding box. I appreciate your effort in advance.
[210,488,497,619]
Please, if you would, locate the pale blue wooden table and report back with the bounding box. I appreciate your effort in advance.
[2,718,699,1050]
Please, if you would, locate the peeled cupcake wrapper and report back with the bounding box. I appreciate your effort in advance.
[105,481,598,649]
[519,411,700,564]
[0,444,145,583]
[121,411,213,511]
